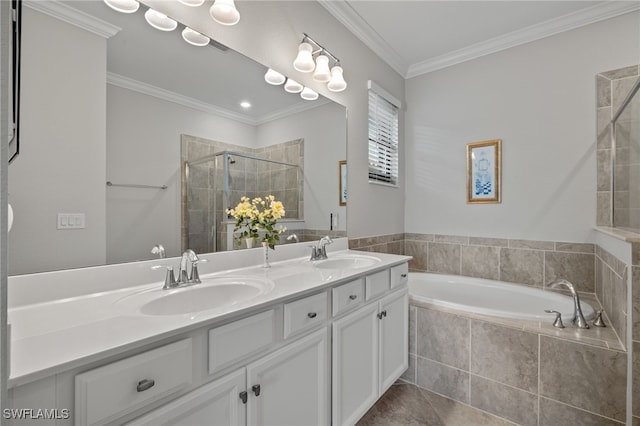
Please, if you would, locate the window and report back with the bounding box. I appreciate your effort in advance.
[368,81,400,186]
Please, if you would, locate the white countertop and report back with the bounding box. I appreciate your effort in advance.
[8,249,410,388]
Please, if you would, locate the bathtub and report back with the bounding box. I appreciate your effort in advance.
[409,273,596,322]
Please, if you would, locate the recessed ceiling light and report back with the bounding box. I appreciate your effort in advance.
[240,101,251,108]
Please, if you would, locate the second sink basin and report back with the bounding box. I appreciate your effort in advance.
[116,276,274,316]
[310,254,381,270]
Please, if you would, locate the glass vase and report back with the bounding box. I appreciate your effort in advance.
[262,242,271,268]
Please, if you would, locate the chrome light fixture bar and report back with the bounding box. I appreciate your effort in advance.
[293,33,347,92]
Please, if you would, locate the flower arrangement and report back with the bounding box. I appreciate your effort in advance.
[227,195,286,249]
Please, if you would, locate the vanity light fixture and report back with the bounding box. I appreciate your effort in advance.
[182,27,210,46]
[145,8,178,31]
[312,54,331,83]
[103,0,139,13]
[327,64,347,92]
[264,69,286,85]
[284,78,303,94]
[293,33,347,92]
[178,0,205,6]
[210,0,240,26]
[300,87,318,101]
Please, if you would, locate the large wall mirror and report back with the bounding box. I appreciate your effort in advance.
[8,0,346,275]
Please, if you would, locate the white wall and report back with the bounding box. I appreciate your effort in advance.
[144,0,406,239]
[405,11,640,242]
[257,102,347,231]
[106,85,256,263]
[8,8,107,274]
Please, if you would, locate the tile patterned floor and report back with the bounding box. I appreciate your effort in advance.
[357,383,517,426]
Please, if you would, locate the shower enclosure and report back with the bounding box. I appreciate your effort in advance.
[612,77,640,232]
[185,150,302,253]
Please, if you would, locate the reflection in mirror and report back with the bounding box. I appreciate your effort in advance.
[8,0,346,275]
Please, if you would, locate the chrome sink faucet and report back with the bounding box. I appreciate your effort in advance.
[548,279,589,329]
[310,236,333,261]
[158,249,203,290]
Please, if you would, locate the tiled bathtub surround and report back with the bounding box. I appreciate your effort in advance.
[349,233,405,255]
[404,233,595,292]
[404,303,627,425]
[596,245,628,348]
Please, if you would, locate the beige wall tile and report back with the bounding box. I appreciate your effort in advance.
[416,357,469,404]
[500,248,544,287]
[461,245,500,280]
[427,243,461,275]
[416,307,469,370]
[469,376,538,426]
[470,322,538,393]
[544,251,595,292]
[540,336,626,421]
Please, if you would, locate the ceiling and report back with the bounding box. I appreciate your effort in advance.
[320,1,640,78]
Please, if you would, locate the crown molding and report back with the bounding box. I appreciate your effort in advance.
[107,73,330,126]
[24,0,121,38]
[406,1,640,78]
[321,0,640,79]
[318,0,408,77]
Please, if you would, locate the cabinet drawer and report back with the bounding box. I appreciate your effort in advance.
[209,309,279,374]
[332,279,364,316]
[390,263,409,288]
[284,291,328,339]
[75,339,193,426]
[365,269,390,301]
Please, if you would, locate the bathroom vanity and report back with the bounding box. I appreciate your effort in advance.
[7,241,410,425]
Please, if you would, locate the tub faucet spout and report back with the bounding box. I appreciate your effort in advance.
[548,279,589,329]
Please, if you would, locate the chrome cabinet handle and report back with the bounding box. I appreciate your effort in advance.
[136,379,155,392]
[307,312,317,319]
[349,294,357,300]
[252,384,261,397]
[377,310,387,320]
[239,391,248,404]
[401,273,407,278]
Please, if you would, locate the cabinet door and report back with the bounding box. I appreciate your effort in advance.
[127,369,246,426]
[379,289,409,394]
[332,303,379,426]
[247,328,329,426]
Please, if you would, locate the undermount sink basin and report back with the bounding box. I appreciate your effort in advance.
[310,254,381,270]
[117,277,274,316]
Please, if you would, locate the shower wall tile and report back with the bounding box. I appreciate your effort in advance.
[597,150,612,192]
[416,307,469,370]
[544,251,595,292]
[612,76,640,114]
[539,397,623,426]
[601,65,639,80]
[597,107,612,150]
[499,248,544,287]
[634,266,640,341]
[540,336,626,421]
[470,322,538,393]
[416,357,469,404]
[597,192,612,226]
[469,376,537,426]
[634,341,640,417]
[427,243,461,275]
[597,74,611,107]
[460,245,500,280]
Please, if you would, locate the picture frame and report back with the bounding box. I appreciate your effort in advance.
[466,139,501,204]
[339,160,347,206]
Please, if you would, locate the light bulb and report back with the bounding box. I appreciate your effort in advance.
[103,0,139,13]
[182,27,210,46]
[327,65,347,92]
[284,78,303,93]
[178,0,205,6]
[145,9,178,31]
[300,87,318,101]
[264,69,285,85]
[293,42,315,73]
[210,0,240,26]
[312,54,331,83]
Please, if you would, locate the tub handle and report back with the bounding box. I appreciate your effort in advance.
[593,309,606,327]
[544,310,565,329]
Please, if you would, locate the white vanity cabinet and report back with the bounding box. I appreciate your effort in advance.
[129,328,329,426]
[332,287,408,426]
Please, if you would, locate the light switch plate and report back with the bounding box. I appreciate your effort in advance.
[57,213,85,230]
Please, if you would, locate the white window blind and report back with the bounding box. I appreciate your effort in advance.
[368,83,399,186]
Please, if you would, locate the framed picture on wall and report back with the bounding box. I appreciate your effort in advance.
[339,160,347,206]
[466,139,501,204]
